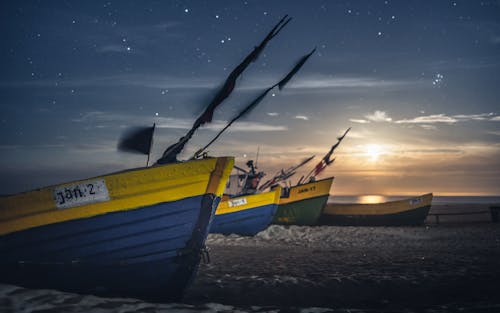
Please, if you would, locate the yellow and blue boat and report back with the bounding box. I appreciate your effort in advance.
[319,193,433,226]
[0,157,233,301]
[211,187,281,236]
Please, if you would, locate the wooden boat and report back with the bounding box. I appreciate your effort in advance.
[0,157,234,301]
[318,193,433,226]
[211,187,281,236]
[273,177,334,226]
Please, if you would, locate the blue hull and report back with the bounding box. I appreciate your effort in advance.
[0,194,218,301]
[210,203,277,236]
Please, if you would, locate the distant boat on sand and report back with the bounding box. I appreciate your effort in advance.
[318,193,433,226]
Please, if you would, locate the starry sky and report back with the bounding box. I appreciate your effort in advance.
[1,0,499,196]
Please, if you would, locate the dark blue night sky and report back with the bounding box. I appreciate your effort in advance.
[1,1,499,195]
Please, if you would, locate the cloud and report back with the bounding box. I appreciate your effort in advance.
[395,113,497,124]
[71,111,147,124]
[0,74,217,89]
[349,119,370,124]
[453,113,495,121]
[155,117,288,132]
[420,124,437,130]
[395,114,458,124]
[294,115,309,120]
[491,36,500,44]
[0,72,425,92]
[286,75,410,89]
[349,112,499,129]
[96,44,131,53]
[72,111,286,132]
[204,121,287,132]
[365,110,392,122]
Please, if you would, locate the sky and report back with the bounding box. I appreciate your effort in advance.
[1,0,499,196]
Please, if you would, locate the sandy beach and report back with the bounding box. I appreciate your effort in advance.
[1,203,499,312]
[186,221,500,311]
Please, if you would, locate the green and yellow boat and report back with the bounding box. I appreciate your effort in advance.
[272,177,334,226]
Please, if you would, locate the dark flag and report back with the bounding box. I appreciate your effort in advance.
[156,15,292,164]
[313,157,336,177]
[278,48,316,90]
[306,127,351,179]
[117,123,155,155]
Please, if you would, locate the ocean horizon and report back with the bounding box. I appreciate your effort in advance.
[329,195,500,204]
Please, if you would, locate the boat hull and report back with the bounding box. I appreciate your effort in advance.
[0,157,234,301]
[319,193,433,226]
[273,177,333,226]
[211,188,281,236]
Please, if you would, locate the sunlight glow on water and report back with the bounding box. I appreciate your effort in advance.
[357,195,388,204]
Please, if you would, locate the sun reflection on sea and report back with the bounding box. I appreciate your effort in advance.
[357,195,387,204]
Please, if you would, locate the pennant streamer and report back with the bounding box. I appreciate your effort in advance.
[303,127,351,181]
[192,48,316,159]
[258,155,315,191]
[156,16,292,164]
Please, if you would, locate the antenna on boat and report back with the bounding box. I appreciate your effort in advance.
[255,146,260,169]
[145,123,156,167]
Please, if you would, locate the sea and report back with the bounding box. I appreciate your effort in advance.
[329,195,500,204]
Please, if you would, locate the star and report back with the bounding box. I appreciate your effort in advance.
[432,73,444,87]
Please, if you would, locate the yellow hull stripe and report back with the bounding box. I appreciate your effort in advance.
[0,157,234,236]
[279,177,334,205]
[324,193,433,215]
[216,187,281,215]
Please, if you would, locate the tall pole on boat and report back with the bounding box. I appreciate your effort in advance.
[255,146,260,169]
[146,123,155,167]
